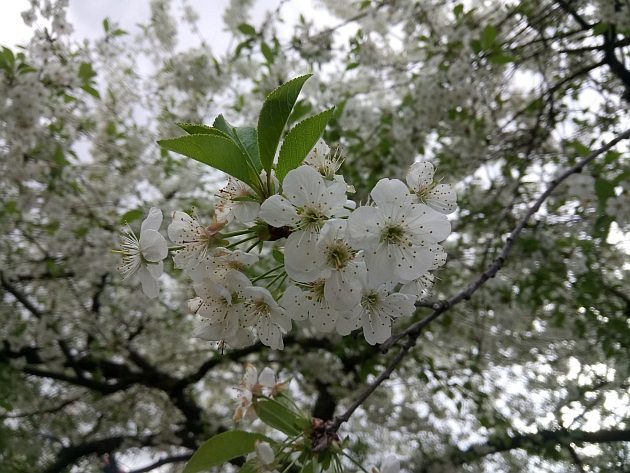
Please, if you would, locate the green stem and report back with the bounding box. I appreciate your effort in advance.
[224,235,258,249]
[245,240,260,253]
[168,245,185,251]
[267,272,287,291]
[251,264,285,282]
[220,228,254,238]
[342,452,370,473]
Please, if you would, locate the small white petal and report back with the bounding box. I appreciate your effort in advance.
[284,231,325,283]
[258,367,276,388]
[140,229,168,262]
[259,195,299,227]
[370,178,412,211]
[406,162,434,193]
[426,183,457,214]
[137,265,159,298]
[282,165,326,208]
[141,207,163,233]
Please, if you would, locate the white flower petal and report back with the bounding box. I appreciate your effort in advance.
[361,310,391,345]
[140,229,168,262]
[426,183,457,214]
[370,178,412,211]
[137,265,159,298]
[347,206,382,249]
[284,231,325,283]
[259,195,299,228]
[406,162,434,193]
[141,207,163,233]
[146,261,163,279]
[279,285,309,321]
[258,367,276,388]
[234,201,260,223]
[282,165,326,208]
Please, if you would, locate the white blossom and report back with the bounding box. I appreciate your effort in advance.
[117,207,168,298]
[241,287,292,349]
[406,161,457,214]
[280,282,344,333]
[347,178,451,284]
[168,211,226,279]
[259,165,348,283]
[189,270,251,341]
[215,177,260,224]
[341,276,416,344]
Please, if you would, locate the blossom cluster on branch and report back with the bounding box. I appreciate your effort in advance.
[117,137,455,349]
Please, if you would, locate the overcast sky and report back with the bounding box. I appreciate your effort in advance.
[0,0,338,52]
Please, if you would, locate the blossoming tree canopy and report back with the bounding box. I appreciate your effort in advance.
[2,0,630,472]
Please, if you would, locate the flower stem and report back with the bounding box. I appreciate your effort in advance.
[224,235,258,249]
[168,245,185,251]
[220,228,254,238]
[251,264,284,282]
[245,240,260,253]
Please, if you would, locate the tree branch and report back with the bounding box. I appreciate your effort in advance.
[449,427,630,465]
[331,128,630,431]
[126,454,192,473]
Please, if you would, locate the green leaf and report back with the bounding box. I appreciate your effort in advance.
[255,398,303,436]
[158,134,257,187]
[488,51,516,64]
[238,23,257,36]
[102,18,110,33]
[213,115,262,172]
[78,62,96,82]
[261,42,275,63]
[119,209,144,224]
[453,4,464,18]
[177,122,230,138]
[595,178,615,201]
[257,74,313,172]
[481,25,497,50]
[183,431,269,473]
[81,84,100,99]
[276,107,335,182]
[239,462,257,473]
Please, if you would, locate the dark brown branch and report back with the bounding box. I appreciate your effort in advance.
[555,0,591,30]
[331,128,630,431]
[126,453,192,473]
[42,434,156,473]
[451,427,630,465]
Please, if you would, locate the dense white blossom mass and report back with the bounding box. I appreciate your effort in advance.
[116,140,456,347]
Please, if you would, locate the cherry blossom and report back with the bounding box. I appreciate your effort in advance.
[406,161,457,214]
[240,287,292,349]
[167,211,226,279]
[188,270,251,341]
[347,178,451,284]
[341,276,416,345]
[215,177,261,224]
[117,207,168,298]
[280,282,344,333]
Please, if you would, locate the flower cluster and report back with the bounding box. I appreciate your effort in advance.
[116,140,455,348]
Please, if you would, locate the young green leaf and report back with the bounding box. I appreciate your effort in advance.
[276,107,335,182]
[257,74,313,172]
[213,114,262,172]
[183,431,270,473]
[255,398,303,437]
[158,134,257,187]
[177,122,230,138]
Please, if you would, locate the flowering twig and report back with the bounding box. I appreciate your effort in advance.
[330,128,630,431]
